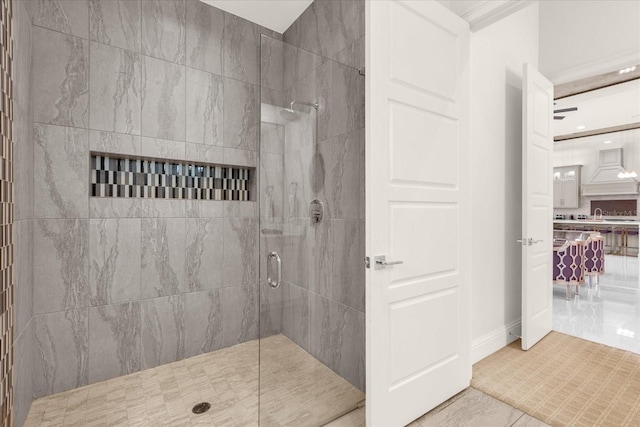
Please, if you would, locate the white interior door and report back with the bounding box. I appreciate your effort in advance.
[366,1,470,425]
[521,63,554,350]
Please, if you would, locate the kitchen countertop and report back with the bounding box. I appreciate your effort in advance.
[554,219,639,226]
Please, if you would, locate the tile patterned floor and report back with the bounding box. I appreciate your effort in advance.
[24,334,363,427]
[553,254,640,353]
[327,388,550,427]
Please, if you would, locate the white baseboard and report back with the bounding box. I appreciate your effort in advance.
[471,320,521,364]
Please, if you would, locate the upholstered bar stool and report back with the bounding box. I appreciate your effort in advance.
[553,238,586,300]
[612,227,624,254]
[627,228,639,257]
[596,226,612,254]
[583,233,605,288]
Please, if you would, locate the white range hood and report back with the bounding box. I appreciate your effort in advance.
[582,148,639,196]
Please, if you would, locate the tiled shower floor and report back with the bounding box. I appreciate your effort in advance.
[24,334,364,427]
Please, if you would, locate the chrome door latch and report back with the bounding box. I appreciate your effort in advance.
[516,238,544,246]
[374,255,404,270]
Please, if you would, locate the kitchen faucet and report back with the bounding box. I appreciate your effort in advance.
[594,208,603,220]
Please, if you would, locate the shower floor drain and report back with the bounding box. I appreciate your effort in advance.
[192,402,211,414]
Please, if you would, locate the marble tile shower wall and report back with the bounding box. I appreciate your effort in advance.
[279,0,366,391]
[26,0,282,399]
[13,1,35,426]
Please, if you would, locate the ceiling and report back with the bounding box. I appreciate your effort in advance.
[200,0,313,33]
[553,79,640,137]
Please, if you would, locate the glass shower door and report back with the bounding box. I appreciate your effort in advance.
[258,35,365,426]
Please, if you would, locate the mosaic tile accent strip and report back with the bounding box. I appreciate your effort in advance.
[91,154,252,201]
[0,0,14,425]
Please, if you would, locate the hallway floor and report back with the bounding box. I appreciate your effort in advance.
[327,388,549,427]
[23,334,363,427]
[553,254,640,354]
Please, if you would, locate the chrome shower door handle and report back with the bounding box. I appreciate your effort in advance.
[267,251,281,289]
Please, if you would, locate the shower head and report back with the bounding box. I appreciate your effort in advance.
[280,108,300,121]
[280,100,319,121]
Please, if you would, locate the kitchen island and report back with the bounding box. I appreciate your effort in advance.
[553,219,639,256]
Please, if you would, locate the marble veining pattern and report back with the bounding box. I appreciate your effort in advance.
[223,13,260,84]
[186,0,223,75]
[34,309,89,397]
[89,0,141,52]
[30,0,89,39]
[186,68,223,145]
[223,78,259,151]
[89,219,141,306]
[34,219,89,314]
[33,27,89,128]
[90,42,142,135]
[34,124,89,219]
[141,218,186,298]
[141,294,186,369]
[184,290,223,358]
[88,302,141,383]
[141,0,186,65]
[185,218,223,292]
[141,56,186,140]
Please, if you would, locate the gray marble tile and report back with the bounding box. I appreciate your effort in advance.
[184,289,223,358]
[412,388,524,427]
[283,0,332,59]
[90,42,142,135]
[186,218,224,292]
[309,293,365,391]
[316,59,365,142]
[33,27,89,128]
[141,218,186,298]
[89,0,141,52]
[13,0,32,112]
[140,136,186,160]
[223,217,258,287]
[31,0,89,38]
[34,124,89,219]
[34,219,89,314]
[317,128,363,220]
[185,200,224,218]
[223,78,259,151]
[89,219,141,306]
[143,199,186,218]
[260,278,283,338]
[309,220,333,299]
[331,220,364,313]
[283,218,311,289]
[223,12,259,84]
[260,122,284,155]
[141,0,186,64]
[186,68,223,145]
[141,294,186,369]
[261,35,284,92]
[283,142,314,221]
[141,55,186,140]
[13,320,35,427]
[90,198,145,218]
[224,201,258,218]
[283,41,325,92]
[224,147,257,167]
[186,0,223,74]
[34,309,89,398]
[329,0,365,59]
[260,152,284,220]
[14,220,33,335]
[89,130,141,157]
[282,282,310,351]
[13,107,33,222]
[335,35,364,70]
[88,301,141,383]
[221,285,258,348]
[185,142,224,164]
[33,123,89,218]
[511,414,551,427]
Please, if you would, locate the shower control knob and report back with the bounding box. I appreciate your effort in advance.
[310,199,324,224]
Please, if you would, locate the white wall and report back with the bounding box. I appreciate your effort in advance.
[470,2,539,363]
[539,0,640,83]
